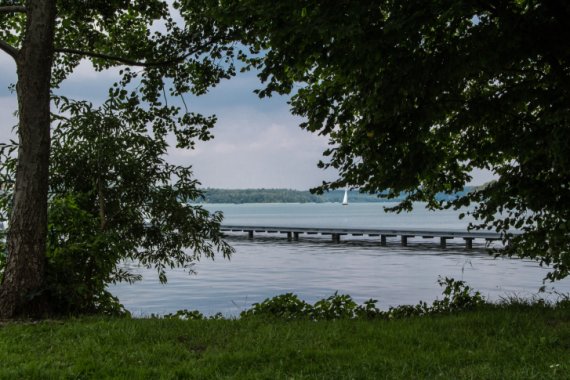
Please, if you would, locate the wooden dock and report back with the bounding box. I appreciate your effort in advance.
[220,225,505,249]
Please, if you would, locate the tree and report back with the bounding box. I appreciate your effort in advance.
[43,96,231,314]
[185,0,570,279]
[0,0,235,318]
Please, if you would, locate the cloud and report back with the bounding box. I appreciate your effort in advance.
[55,60,123,104]
[468,168,496,186]
[168,101,338,190]
[161,71,340,190]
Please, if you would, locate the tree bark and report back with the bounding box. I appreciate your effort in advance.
[0,0,56,318]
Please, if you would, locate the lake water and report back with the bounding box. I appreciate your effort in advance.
[110,203,570,316]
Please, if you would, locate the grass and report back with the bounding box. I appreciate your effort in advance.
[1,304,569,379]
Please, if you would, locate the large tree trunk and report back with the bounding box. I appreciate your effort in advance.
[0,0,56,318]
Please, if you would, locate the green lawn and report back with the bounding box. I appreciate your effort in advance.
[1,306,569,379]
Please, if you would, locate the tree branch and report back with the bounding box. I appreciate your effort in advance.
[0,5,26,14]
[55,42,212,68]
[0,38,18,59]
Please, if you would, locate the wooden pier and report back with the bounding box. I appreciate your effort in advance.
[220,225,505,249]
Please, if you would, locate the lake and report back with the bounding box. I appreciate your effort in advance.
[110,203,570,316]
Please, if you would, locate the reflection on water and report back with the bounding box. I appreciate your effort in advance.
[110,233,570,317]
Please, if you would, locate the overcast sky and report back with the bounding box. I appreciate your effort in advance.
[0,50,493,190]
[0,53,340,190]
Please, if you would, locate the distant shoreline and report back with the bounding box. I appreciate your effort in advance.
[196,187,475,204]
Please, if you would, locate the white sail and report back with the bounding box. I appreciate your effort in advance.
[342,188,348,205]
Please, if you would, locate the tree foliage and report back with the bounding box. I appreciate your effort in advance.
[1,94,234,314]
[185,0,570,279]
[0,0,237,316]
[53,95,234,313]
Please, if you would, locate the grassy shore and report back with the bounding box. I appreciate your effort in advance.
[1,305,569,379]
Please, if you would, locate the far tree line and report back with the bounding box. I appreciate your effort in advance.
[198,188,475,204]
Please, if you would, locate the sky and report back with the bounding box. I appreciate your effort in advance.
[0,43,493,191]
[0,52,340,190]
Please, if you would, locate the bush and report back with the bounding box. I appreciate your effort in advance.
[312,292,359,320]
[45,196,132,316]
[240,293,312,320]
[165,278,489,321]
[431,277,485,312]
[240,277,485,321]
[0,98,233,317]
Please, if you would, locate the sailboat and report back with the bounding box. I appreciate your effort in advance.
[342,188,348,206]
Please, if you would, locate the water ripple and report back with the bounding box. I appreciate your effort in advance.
[111,236,570,316]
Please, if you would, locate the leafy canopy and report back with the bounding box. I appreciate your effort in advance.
[184,0,570,280]
[0,0,238,313]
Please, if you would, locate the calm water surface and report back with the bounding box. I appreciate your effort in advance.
[110,203,570,316]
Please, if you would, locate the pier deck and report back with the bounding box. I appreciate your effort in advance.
[221,225,506,249]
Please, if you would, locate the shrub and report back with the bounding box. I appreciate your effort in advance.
[234,277,487,321]
[312,292,359,320]
[240,293,312,320]
[431,276,485,312]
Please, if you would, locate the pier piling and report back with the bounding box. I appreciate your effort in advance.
[440,237,452,248]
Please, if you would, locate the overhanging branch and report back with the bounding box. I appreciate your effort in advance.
[0,5,26,14]
[55,40,213,68]
[0,38,18,59]
[56,47,173,67]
